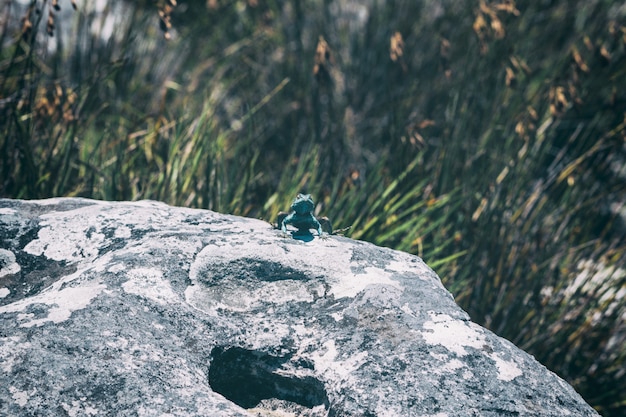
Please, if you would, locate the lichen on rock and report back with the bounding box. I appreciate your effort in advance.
[0,198,599,416]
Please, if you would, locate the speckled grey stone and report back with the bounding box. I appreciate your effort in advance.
[0,198,599,416]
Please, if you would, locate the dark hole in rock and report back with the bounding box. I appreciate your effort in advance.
[208,346,329,410]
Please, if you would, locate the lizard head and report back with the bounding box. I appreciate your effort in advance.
[291,193,315,214]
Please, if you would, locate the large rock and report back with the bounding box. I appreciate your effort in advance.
[0,198,598,416]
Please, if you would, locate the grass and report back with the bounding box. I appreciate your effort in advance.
[1,1,625,415]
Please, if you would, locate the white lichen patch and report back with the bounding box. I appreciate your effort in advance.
[24,217,105,263]
[492,353,523,381]
[422,312,487,356]
[0,264,106,328]
[0,248,21,278]
[422,312,523,381]
[332,265,402,299]
[1,282,105,328]
[122,268,179,305]
[434,355,465,374]
[400,303,418,317]
[61,400,99,416]
[9,386,30,407]
[0,336,31,373]
[20,199,206,265]
[0,288,9,298]
[309,339,369,381]
[114,225,132,239]
[107,263,126,274]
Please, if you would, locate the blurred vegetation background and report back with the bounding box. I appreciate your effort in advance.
[1,0,625,415]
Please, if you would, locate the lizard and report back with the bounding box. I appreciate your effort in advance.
[277,194,330,238]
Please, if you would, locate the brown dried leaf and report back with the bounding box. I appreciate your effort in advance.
[572,47,589,72]
[491,17,505,39]
[478,0,492,16]
[493,0,520,16]
[568,83,582,105]
[505,67,516,87]
[510,56,531,74]
[473,13,487,38]
[47,10,55,37]
[472,197,488,222]
[390,31,404,62]
[549,86,569,116]
[599,45,611,62]
[410,131,425,147]
[313,36,332,77]
[21,18,33,36]
[418,119,436,129]
[440,38,450,57]
[158,1,176,38]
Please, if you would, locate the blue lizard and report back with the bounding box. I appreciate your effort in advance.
[280,194,325,237]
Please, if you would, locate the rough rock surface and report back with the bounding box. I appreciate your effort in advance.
[0,198,598,416]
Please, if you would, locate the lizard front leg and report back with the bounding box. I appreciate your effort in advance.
[313,218,329,239]
[280,213,294,237]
